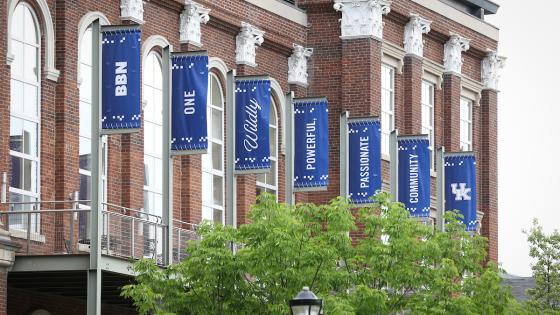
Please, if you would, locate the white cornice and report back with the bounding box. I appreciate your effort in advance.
[244,0,307,26]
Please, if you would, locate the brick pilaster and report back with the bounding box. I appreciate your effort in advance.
[402,55,423,134]
[181,156,202,224]
[442,73,461,151]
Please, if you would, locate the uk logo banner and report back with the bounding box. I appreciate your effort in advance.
[234,77,271,172]
[293,98,329,190]
[348,119,381,204]
[101,26,141,132]
[171,53,208,153]
[398,136,431,217]
[445,153,477,231]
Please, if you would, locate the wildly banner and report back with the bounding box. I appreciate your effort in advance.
[171,53,209,153]
[398,137,431,217]
[348,119,381,204]
[101,26,141,131]
[293,99,329,190]
[445,153,477,231]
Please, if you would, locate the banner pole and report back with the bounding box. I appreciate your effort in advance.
[339,111,349,199]
[225,70,236,227]
[389,129,399,202]
[161,45,173,265]
[285,92,295,205]
[436,146,446,232]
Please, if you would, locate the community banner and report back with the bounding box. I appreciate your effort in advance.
[445,153,477,231]
[293,98,329,190]
[348,118,381,204]
[101,26,141,132]
[171,52,209,154]
[234,77,271,172]
[397,136,431,217]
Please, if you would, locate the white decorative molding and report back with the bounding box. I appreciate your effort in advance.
[235,22,264,67]
[422,58,444,90]
[403,14,431,57]
[333,0,392,40]
[288,44,313,87]
[120,0,144,24]
[269,78,286,154]
[209,57,229,79]
[481,51,506,91]
[77,12,110,86]
[180,1,210,47]
[382,41,405,74]
[443,33,470,75]
[142,35,172,61]
[7,0,60,81]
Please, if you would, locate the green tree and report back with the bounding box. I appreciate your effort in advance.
[525,219,560,312]
[122,193,520,314]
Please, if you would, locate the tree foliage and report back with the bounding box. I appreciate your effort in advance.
[122,193,520,314]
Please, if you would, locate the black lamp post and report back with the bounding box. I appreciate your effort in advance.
[289,286,323,315]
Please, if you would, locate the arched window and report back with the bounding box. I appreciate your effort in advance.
[10,3,40,232]
[256,97,278,197]
[202,73,224,224]
[143,52,163,217]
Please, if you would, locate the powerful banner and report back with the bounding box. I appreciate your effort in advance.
[101,26,141,132]
[171,53,209,153]
[445,153,477,231]
[293,98,329,190]
[234,77,271,172]
[348,119,381,204]
[398,136,431,217]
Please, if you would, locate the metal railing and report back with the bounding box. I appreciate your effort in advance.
[172,219,200,264]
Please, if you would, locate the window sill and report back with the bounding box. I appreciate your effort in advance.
[9,228,46,243]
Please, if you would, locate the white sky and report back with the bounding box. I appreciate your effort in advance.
[485,0,560,276]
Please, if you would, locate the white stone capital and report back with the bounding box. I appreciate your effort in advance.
[333,0,392,40]
[120,0,144,24]
[481,51,506,91]
[288,44,314,87]
[180,1,210,47]
[235,22,265,67]
[444,33,470,74]
[403,14,431,57]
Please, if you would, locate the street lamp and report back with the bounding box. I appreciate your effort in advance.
[289,286,323,315]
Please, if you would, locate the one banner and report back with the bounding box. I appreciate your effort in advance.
[398,136,431,216]
[101,26,141,132]
[293,98,329,190]
[171,52,209,153]
[234,77,271,172]
[348,118,381,204]
[445,153,477,231]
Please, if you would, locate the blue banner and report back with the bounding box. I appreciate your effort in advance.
[398,137,431,216]
[445,154,477,231]
[101,27,141,131]
[171,53,208,153]
[348,119,381,204]
[293,99,329,190]
[235,78,271,172]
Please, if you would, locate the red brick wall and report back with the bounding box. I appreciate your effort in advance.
[443,73,462,151]
[403,55,423,135]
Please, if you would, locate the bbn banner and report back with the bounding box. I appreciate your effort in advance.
[348,119,381,204]
[101,26,141,131]
[293,98,329,190]
[235,78,271,172]
[445,153,477,231]
[171,53,209,153]
[398,137,431,217]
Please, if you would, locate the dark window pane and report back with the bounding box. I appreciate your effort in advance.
[79,174,91,202]
[10,156,22,189]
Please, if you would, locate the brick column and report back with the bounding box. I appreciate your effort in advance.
[442,73,461,151]
[402,55,423,134]
[479,89,498,261]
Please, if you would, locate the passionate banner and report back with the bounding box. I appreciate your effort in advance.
[234,77,271,172]
[398,136,431,217]
[445,153,477,231]
[348,119,381,204]
[101,26,141,132]
[171,53,209,153]
[293,98,329,190]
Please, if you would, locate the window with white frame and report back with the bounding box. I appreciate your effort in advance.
[460,97,473,151]
[9,3,40,232]
[256,97,278,198]
[202,73,225,224]
[381,64,395,156]
[421,80,435,169]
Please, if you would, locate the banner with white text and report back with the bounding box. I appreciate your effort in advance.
[445,153,477,231]
[171,53,208,153]
[398,136,431,217]
[234,78,271,172]
[348,119,381,204]
[293,98,329,190]
[101,26,141,132]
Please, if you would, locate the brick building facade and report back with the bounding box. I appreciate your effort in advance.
[0,0,503,313]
